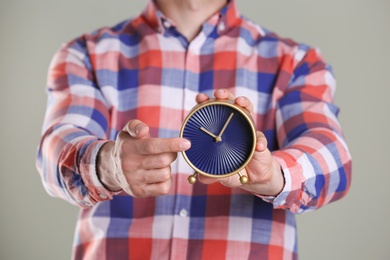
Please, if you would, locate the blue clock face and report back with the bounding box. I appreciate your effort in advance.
[181,100,256,177]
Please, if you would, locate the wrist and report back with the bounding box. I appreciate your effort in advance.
[268,158,285,196]
[252,158,285,197]
[97,141,122,192]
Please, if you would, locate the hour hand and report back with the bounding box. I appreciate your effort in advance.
[200,127,219,140]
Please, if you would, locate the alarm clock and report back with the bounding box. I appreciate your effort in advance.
[180,98,257,184]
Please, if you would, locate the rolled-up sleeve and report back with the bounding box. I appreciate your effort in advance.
[36,37,115,208]
[271,47,352,214]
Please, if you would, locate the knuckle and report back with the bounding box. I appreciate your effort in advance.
[161,167,171,181]
[124,120,137,132]
[154,156,167,167]
[156,154,175,167]
[143,141,157,154]
[159,178,172,195]
[219,177,230,185]
[131,186,146,198]
[160,184,170,195]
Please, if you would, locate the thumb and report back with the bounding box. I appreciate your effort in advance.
[123,120,150,139]
[198,174,223,185]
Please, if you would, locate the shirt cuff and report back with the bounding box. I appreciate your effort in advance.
[258,150,312,213]
[79,139,121,206]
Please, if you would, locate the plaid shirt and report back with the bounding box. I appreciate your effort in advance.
[36,1,352,259]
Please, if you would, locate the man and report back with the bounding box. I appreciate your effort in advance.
[37,0,352,259]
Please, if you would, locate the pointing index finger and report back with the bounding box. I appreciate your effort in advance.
[134,137,191,155]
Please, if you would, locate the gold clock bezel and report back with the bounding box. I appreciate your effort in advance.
[179,98,257,182]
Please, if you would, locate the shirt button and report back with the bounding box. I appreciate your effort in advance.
[179,208,188,217]
[163,20,171,28]
[99,193,108,199]
[218,22,225,32]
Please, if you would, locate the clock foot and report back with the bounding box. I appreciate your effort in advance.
[238,172,249,184]
[188,172,198,184]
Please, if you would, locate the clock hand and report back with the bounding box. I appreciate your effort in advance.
[216,112,234,142]
[200,127,218,139]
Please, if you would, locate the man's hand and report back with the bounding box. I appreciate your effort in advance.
[196,89,285,197]
[97,120,191,198]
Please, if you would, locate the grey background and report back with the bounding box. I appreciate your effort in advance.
[1,0,389,259]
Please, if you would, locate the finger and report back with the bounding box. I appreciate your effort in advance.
[142,153,178,169]
[131,177,173,198]
[123,120,150,139]
[197,174,220,185]
[135,137,191,155]
[198,174,243,188]
[141,167,172,184]
[214,88,235,100]
[255,131,268,152]
[143,177,173,196]
[196,93,210,103]
[235,96,254,114]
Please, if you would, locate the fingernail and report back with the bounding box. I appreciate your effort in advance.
[216,89,225,94]
[180,140,191,150]
[135,124,144,135]
[257,142,266,151]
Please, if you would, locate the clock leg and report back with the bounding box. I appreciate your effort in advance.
[188,172,198,184]
[238,172,249,184]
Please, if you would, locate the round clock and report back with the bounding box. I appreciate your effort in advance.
[180,98,257,184]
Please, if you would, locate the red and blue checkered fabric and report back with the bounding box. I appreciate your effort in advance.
[36,1,351,259]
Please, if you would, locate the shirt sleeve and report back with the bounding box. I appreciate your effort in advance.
[36,36,116,208]
[269,46,352,214]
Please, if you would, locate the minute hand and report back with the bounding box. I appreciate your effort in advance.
[216,112,234,143]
